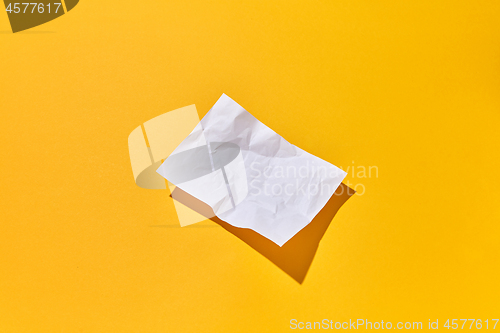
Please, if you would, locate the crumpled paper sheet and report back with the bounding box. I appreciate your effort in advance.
[157,94,346,246]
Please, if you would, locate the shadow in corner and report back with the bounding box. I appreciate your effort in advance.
[171,183,355,284]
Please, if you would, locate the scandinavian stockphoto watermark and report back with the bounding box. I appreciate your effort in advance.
[248,161,378,198]
[290,319,422,330]
[290,319,499,330]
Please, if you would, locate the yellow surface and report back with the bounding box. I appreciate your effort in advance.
[0,1,499,332]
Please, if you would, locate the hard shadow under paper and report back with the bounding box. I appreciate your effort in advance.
[171,183,355,284]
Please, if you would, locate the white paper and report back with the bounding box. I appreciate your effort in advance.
[157,94,347,246]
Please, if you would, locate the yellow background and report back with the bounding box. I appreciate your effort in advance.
[1,1,499,332]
